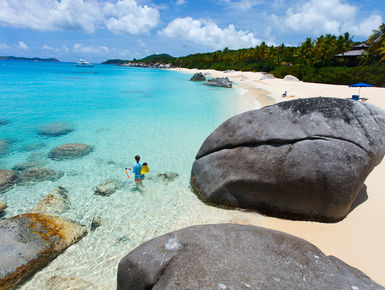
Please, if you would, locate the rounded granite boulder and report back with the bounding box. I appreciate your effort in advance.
[37,122,74,137]
[15,167,64,184]
[48,143,93,161]
[117,224,383,289]
[191,97,385,222]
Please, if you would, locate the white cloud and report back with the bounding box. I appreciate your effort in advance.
[0,43,11,49]
[17,41,28,50]
[220,0,261,11]
[281,0,382,37]
[73,43,109,54]
[42,44,54,50]
[160,17,260,49]
[0,0,159,35]
[175,0,186,5]
[138,40,145,47]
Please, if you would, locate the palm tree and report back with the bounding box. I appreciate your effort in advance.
[367,23,385,63]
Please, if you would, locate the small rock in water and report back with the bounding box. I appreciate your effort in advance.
[0,169,18,192]
[91,216,102,231]
[39,276,98,290]
[94,179,123,196]
[155,172,179,183]
[15,167,64,184]
[48,143,93,161]
[37,122,74,137]
[20,142,47,152]
[30,186,70,214]
[0,201,7,216]
[116,236,131,243]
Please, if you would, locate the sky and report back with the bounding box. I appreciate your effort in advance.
[0,0,384,62]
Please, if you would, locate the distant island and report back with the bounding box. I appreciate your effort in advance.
[0,56,60,62]
[102,54,174,68]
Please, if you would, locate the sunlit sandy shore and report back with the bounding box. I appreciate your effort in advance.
[170,67,385,286]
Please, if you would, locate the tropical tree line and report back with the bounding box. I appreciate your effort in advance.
[148,24,384,86]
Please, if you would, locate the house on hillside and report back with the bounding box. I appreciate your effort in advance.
[335,43,369,65]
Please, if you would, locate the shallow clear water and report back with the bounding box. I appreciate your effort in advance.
[0,61,262,289]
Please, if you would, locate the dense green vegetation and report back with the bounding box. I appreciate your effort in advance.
[103,24,385,86]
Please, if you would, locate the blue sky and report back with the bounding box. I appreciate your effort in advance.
[0,0,384,62]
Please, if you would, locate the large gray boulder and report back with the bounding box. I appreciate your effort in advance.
[48,143,93,161]
[203,77,232,88]
[117,224,383,290]
[190,72,206,81]
[0,169,18,192]
[37,122,74,137]
[191,98,385,222]
[284,74,300,82]
[0,213,87,289]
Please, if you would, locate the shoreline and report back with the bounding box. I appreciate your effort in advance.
[171,67,385,286]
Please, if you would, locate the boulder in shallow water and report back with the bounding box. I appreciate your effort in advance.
[0,213,87,289]
[0,201,7,216]
[117,224,382,289]
[48,143,93,161]
[31,186,70,214]
[0,169,18,192]
[191,98,385,222]
[283,74,300,82]
[15,167,64,184]
[37,122,74,137]
[0,139,9,156]
[203,77,232,88]
[12,160,46,171]
[94,179,123,196]
[190,72,206,81]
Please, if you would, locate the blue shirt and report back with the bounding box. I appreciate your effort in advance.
[132,162,145,179]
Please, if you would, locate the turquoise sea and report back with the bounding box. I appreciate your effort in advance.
[0,61,262,288]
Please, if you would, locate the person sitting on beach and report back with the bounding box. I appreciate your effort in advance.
[282,90,287,97]
[128,155,146,185]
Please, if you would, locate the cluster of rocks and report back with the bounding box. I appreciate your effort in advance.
[191,98,385,222]
[190,73,233,88]
[117,224,383,289]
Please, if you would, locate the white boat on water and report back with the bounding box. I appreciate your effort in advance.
[76,59,94,67]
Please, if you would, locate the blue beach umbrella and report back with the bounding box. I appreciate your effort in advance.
[349,82,373,96]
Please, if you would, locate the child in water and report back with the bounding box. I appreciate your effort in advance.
[127,155,148,186]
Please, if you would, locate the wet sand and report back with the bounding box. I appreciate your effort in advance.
[171,67,385,285]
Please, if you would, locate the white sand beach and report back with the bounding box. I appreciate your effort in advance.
[171,67,385,286]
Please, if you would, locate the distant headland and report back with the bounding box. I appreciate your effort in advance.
[0,56,60,62]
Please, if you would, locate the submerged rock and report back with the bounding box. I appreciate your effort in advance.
[90,216,102,231]
[203,77,232,88]
[37,122,74,137]
[12,160,46,171]
[0,213,87,289]
[283,74,300,82]
[0,169,18,192]
[31,186,70,214]
[0,201,7,216]
[15,167,64,184]
[153,172,179,183]
[191,98,385,222]
[48,143,93,161]
[117,224,382,289]
[0,139,9,156]
[94,179,123,196]
[0,118,10,127]
[190,72,206,81]
[39,276,98,290]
